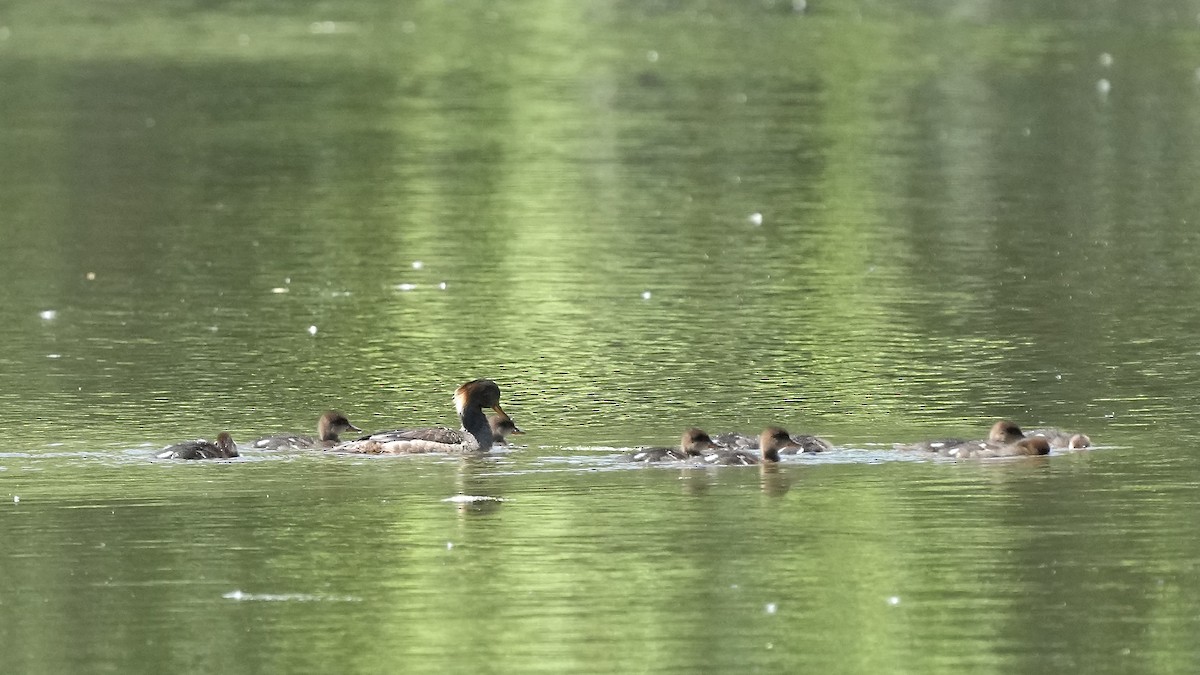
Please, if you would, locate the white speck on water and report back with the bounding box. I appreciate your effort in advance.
[307,325,318,336]
[271,287,289,294]
[144,117,156,129]
[888,596,901,606]
[734,92,748,104]
[47,354,61,359]
[237,34,250,47]
[1096,78,1112,96]
[284,277,291,284]
[647,50,659,62]
[641,291,652,300]
[1022,127,1032,137]
[1055,373,1062,380]
[1099,52,1114,68]
[309,21,337,34]
[442,495,505,503]
[412,260,424,270]
[223,589,361,602]
[85,272,96,281]
[395,283,417,292]
[765,602,777,614]
[446,542,454,550]
[13,496,18,504]
[438,282,447,290]
[39,310,57,320]
[749,212,763,226]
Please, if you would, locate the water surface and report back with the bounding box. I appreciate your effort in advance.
[3,1,1200,672]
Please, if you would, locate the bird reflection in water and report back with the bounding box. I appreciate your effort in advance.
[759,463,791,497]
[449,454,506,517]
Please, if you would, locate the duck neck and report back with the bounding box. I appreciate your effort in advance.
[762,446,780,463]
[318,422,335,442]
[460,406,493,451]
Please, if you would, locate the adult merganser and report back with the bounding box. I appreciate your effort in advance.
[336,379,508,454]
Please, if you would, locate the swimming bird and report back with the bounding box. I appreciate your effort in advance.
[701,427,801,465]
[336,379,509,454]
[945,436,1051,459]
[251,410,361,450]
[353,408,524,449]
[1028,428,1092,449]
[157,432,239,460]
[714,429,834,454]
[629,428,720,462]
[489,411,525,446]
[894,420,1024,453]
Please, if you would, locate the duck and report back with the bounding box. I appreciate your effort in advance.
[895,419,1025,453]
[250,410,362,450]
[350,407,525,450]
[489,411,525,446]
[1028,427,1092,449]
[335,379,508,454]
[714,429,834,454]
[701,427,801,465]
[945,436,1051,459]
[629,428,720,462]
[156,432,239,460]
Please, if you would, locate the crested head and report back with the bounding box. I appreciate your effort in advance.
[989,420,1025,443]
[1068,433,1091,449]
[455,379,503,415]
[680,428,718,455]
[758,427,796,462]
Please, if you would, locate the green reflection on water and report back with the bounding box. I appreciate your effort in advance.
[4,0,1200,672]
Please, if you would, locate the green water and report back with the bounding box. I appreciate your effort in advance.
[4,1,1200,672]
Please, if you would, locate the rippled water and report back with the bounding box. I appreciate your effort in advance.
[4,0,1200,672]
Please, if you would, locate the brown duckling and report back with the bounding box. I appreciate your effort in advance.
[629,428,720,462]
[1029,427,1092,449]
[714,429,834,454]
[157,432,239,460]
[946,436,1051,459]
[895,419,1024,453]
[489,411,525,446]
[251,410,361,450]
[701,427,801,465]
